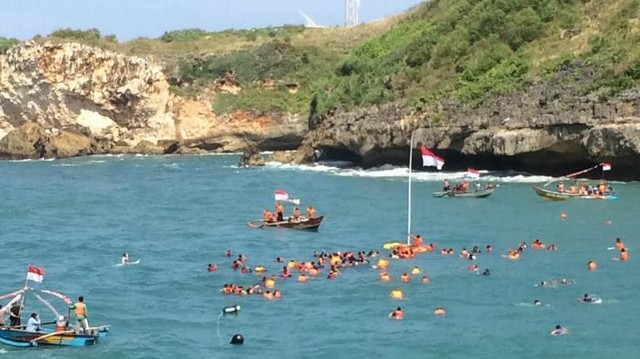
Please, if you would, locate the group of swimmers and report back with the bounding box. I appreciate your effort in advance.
[210,234,629,332]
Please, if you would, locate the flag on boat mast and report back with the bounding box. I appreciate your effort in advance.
[274,189,300,206]
[26,264,44,283]
[601,162,612,171]
[466,168,481,178]
[420,146,445,170]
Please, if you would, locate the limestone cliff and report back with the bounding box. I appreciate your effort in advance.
[0,41,307,159]
[304,63,640,179]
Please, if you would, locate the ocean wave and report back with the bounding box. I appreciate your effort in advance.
[264,161,556,183]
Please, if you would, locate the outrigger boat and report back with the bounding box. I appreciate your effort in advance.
[0,267,110,348]
[532,163,619,201]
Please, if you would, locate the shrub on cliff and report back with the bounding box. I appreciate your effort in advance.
[0,37,19,52]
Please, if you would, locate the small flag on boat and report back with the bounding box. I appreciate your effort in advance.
[420,146,445,170]
[26,264,44,283]
[601,162,612,171]
[274,190,300,205]
[274,189,289,201]
[466,168,481,178]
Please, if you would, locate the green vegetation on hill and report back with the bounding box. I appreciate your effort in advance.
[25,0,640,117]
[0,37,19,51]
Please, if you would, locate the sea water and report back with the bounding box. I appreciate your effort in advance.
[0,155,638,359]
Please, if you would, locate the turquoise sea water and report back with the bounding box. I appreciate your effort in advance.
[0,155,639,358]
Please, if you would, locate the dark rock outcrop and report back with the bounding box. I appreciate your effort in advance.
[238,144,265,167]
[302,63,640,179]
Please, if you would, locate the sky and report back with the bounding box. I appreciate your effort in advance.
[1,0,425,41]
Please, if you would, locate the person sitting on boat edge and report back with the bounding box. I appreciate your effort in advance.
[291,207,301,223]
[306,206,316,219]
[25,312,41,332]
[263,209,275,223]
[557,182,565,193]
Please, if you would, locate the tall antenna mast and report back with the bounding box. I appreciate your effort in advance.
[345,0,360,27]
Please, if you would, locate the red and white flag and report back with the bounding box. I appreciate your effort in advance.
[274,190,289,201]
[26,265,44,283]
[601,162,612,171]
[420,146,445,170]
[466,168,481,178]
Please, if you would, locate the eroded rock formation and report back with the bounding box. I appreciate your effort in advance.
[0,41,307,159]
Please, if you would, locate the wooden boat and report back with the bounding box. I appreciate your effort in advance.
[247,216,324,231]
[532,185,618,201]
[433,188,495,198]
[0,326,109,347]
[532,163,618,201]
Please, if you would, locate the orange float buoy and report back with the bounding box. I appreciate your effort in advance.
[587,260,597,271]
[264,277,276,288]
[390,289,403,300]
[377,258,389,270]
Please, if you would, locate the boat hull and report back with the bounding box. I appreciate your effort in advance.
[0,327,108,347]
[432,188,495,198]
[247,216,324,231]
[532,186,619,201]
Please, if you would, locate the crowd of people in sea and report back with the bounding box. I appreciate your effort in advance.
[206,232,630,336]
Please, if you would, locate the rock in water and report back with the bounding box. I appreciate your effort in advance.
[238,144,264,167]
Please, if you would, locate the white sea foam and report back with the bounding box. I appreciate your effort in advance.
[264,161,555,183]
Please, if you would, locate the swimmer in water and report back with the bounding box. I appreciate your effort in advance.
[580,293,593,303]
[481,268,491,276]
[389,307,404,320]
[533,299,542,306]
[550,324,568,336]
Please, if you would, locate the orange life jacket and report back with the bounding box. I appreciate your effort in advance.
[74,302,86,317]
[307,208,315,218]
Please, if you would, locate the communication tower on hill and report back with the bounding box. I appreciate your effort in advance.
[345,0,360,27]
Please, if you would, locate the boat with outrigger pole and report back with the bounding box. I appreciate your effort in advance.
[0,265,109,348]
[532,162,618,201]
[247,190,324,231]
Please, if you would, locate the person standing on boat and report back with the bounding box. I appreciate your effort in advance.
[442,180,452,191]
[9,302,22,327]
[275,202,284,222]
[69,296,89,334]
[25,313,41,332]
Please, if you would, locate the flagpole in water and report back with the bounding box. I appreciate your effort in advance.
[407,130,415,245]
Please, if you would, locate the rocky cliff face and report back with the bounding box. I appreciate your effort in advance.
[0,41,307,159]
[305,63,640,179]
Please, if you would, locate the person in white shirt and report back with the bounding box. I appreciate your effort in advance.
[121,253,130,265]
[25,313,41,332]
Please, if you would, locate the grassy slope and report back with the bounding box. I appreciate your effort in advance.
[15,0,640,117]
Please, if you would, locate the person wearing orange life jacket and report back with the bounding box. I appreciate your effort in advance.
[411,234,423,247]
[275,203,284,222]
[55,315,68,332]
[263,209,274,223]
[306,206,316,219]
[69,296,89,334]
